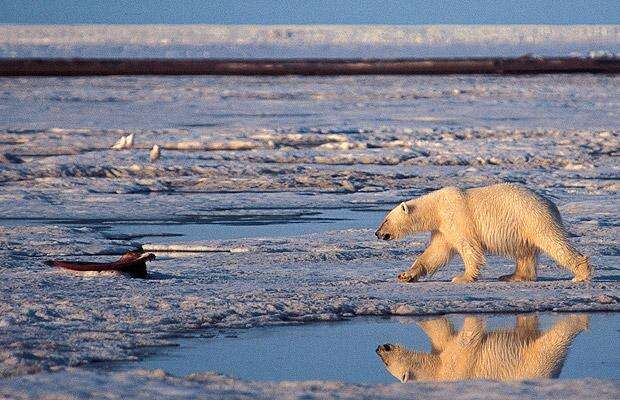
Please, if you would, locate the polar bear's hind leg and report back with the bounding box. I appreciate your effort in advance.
[499,251,538,282]
[534,230,592,282]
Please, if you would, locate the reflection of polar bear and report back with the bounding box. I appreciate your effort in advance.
[376,315,588,382]
[375,183,592,283]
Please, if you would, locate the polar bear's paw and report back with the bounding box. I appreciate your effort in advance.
[451,274,476,284]
[398,271,420,283]
[499,273,535,282]
[571,257,592,282]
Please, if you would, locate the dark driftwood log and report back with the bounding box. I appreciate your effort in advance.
[46,251,155,277]
[0,57,618,76]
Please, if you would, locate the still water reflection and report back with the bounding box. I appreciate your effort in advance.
[376,315,588,382]
[106,313,616,384]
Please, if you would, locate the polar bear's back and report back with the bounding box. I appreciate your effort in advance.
[464,184,565,257]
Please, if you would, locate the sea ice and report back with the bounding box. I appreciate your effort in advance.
[0,74,617,398]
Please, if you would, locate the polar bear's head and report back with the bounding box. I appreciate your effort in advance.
[375,201,417,240]
[376,343,438,382]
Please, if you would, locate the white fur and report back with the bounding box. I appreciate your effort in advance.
[377,315,589,382]
[376,183,592,283]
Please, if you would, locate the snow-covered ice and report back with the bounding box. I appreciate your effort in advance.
[2,370,619,400]
[0,73,618,398]
[0,25,618,58]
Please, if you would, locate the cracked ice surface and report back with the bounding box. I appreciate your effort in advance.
[0,74,618,398]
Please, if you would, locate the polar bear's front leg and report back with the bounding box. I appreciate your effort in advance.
[417,317,455,352]
[437,202,485,284]
[399,233,454,283]
[398,258,426,282]
[451,238,485,284]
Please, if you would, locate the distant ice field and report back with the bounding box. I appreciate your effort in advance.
[1,74,617,131]
[0,24,618,58]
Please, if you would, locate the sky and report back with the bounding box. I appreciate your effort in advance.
[1,0,619,25]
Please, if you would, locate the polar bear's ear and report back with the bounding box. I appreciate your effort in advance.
[400,202,409,214]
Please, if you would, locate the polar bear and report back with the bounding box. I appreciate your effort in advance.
[375,183,591,283]
[376,314,588,382]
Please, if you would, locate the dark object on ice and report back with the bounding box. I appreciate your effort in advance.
[0,153,23,164]
[0,56,618,77]
[46,251,155,278]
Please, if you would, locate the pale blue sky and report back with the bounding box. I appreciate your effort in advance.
[1,0,619,24]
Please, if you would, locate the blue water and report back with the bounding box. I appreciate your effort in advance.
[105,312,620,384]
[0,208,388,242]
[106,208,387,242]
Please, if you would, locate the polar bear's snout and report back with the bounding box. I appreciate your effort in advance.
[375,229,392,240]
[376,203,411,241]
[376,344,393,353]
[376,344,392,364]
[375,219,395,240]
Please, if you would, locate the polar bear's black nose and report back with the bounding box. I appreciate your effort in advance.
[375,230,391,240]
[376,344,393,353]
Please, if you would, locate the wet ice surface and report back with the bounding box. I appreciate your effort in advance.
[102,313,619,383]
[0,208,387,244]
[0,74,618,398]
[102,209,387,243]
